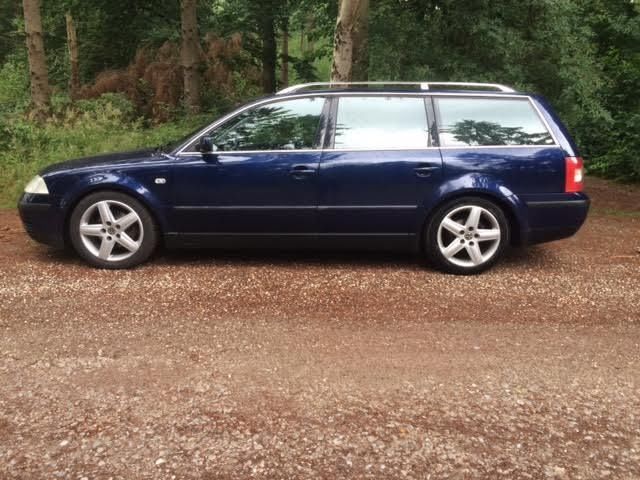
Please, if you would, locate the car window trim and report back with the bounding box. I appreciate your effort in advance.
[177,96,329,154]
[176,144,561,156]
[432,94,558,148]
[174,91,559,156]
[330,94,433,150]
[315,97,332,149]
[425,97,439,147]
[325,97,338,149]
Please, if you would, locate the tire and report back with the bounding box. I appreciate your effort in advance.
[424,196,510,275]
[69,191,159,269]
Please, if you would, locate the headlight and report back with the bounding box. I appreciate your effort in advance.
[24,175,49,194]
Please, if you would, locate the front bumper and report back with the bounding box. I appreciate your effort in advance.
[523,193,590,245]
[18,193,65,248]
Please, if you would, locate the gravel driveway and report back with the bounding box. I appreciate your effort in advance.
[1,177,639,479]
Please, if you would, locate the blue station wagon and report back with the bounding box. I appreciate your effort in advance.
[18,81,589,274]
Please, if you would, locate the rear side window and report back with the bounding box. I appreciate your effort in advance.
[434,97,554,147]
[206,97,325,151]
[334,96,429,149]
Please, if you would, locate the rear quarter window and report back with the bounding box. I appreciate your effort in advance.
[434,97,555,147]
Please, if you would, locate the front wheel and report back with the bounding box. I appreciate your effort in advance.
[69,191,158,269]
[425,197,510,275]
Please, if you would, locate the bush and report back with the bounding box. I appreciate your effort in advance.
[588,112,640,181]
[0,55,30,114]
[0,94,210,207]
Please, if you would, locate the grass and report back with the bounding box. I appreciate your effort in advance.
[0,100,209,208]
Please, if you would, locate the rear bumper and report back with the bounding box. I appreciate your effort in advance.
[18,194,65,248]
[523,194,590,245]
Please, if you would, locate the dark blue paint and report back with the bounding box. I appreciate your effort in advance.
[318,149,442,234]
[18,90,590,252]
[170,152,321,233]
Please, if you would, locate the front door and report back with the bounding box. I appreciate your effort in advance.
[170,96,327,239]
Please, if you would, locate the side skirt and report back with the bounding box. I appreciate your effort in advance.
[164,232,415,252]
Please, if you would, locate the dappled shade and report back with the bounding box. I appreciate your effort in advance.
[448,120,554,146]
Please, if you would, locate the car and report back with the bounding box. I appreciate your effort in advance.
[18,81,589,274]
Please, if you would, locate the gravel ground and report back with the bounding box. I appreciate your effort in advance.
[1,177,639,479]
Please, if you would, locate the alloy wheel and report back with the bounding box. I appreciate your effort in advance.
[78,200,144,262]
[436,205,501,268]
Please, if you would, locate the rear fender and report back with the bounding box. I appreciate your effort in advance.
[416,173,529,247]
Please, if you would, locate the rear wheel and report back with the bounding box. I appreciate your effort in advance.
[69,191,158,269]
[425,197,509,275]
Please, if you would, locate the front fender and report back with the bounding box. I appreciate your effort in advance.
[57,171,171,232]
[417,173,529,245]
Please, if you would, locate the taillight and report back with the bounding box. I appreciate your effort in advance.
[565,156,584,192]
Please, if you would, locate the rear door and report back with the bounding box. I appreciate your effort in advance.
[318,95,442,244]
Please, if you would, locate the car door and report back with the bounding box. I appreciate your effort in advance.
[318,95,443,246]
[169,96,327,242]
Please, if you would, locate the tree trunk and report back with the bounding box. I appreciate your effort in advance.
[261,14,277,93]
[299,28,306,56]
[22,0,50,114]
[280,19,289,89]
[65,13,80,100]
[180,0,200,114]
[330,0,369,82]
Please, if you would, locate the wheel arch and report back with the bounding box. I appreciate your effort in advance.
[417,189,526,252]
[62,182,166,249]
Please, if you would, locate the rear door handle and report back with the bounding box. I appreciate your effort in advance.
[414,165,440,177]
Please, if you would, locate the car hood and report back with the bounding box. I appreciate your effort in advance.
[40,149,168,176]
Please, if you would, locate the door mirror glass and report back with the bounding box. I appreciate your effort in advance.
[197,135,217,153]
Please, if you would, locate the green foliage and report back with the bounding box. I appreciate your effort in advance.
[0,94,209,207]
[581,0,640,180]
[0,0,20,65]
[39,0,182,84]
[0,0,639,192]
[369,0,639,181]
[0,54,30,114]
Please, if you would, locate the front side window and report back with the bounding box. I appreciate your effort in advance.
[334,96,429,149]
[193,97,325,152]
[435,97,554,147]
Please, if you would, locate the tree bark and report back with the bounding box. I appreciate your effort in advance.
[330,0,369,82]
[280,19,289,89]
[65,13,80,100]
[299,28,306,56]
[22,0,50,114]
[180,0,201,114]
[261,14,277,93]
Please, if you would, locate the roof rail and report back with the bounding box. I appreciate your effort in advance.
[276,81,516,95]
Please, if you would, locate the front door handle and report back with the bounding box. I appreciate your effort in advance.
[414,165,440,177]
[290,165,317,178]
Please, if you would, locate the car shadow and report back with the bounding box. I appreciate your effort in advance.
[499,245,557,267]
[38,244,554,271]
[155,248,422,270]
[155,244,555,270]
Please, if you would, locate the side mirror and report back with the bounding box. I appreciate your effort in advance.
[197,136,217,154]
